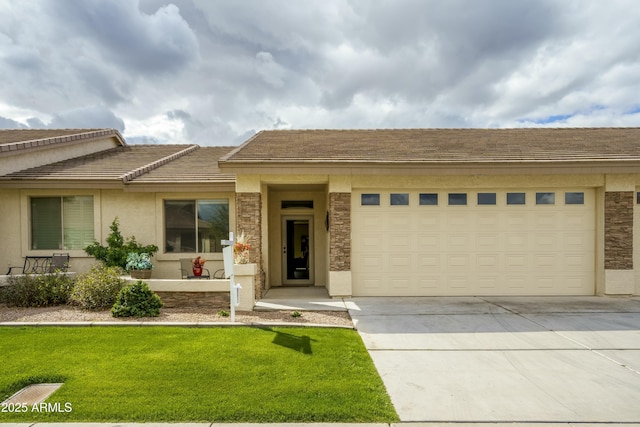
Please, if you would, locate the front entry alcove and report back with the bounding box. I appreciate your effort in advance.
[266,185,328,290]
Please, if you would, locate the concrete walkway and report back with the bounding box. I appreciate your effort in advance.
[255,286,349,311]
[347,296,640,423]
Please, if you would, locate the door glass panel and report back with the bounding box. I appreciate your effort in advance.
[286,220,310,280]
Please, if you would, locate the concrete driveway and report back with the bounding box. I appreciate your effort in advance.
[347,296,640,423]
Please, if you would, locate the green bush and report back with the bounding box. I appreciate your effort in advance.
[84,217,158,269]
[0,273,74,307]
[111,281,163,318]
[69,264,125,310]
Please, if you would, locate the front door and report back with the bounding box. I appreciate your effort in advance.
[282,216,314,285]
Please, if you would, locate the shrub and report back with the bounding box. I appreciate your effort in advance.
[70,264,125,310]
[125,252,153,271]
[111,281,163,318]
[84,217,158,269]
[0,273,74,307]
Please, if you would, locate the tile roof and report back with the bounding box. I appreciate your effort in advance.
[0,144,235,184]
[129,146,236,183]
[220,128,640,164]
[0,129,125,153]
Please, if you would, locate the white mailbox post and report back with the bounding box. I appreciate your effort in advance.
[221,232,241,322]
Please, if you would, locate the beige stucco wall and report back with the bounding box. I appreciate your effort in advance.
[635,187,640,295]
[0,187,236,278]
[0,189,23,274]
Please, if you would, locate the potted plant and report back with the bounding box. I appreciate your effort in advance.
[126,252,153,279]
[234,231,251,264]
[192,256,206,276]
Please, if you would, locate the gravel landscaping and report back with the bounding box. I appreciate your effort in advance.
[0,304,354,327]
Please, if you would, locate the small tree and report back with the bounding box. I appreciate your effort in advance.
[84,217,158,269]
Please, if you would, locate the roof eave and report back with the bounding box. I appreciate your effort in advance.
[219,158,640,175]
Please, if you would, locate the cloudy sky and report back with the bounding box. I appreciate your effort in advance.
[1,0,639,146]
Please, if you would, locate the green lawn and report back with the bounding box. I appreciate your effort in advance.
[0,326,398,423]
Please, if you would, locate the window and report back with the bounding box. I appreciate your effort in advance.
[477,193,496,205]
[164,199,229,253]
[361,194,380,206]
[390,193,409,206]
[536,192,555,205]
[637,192,640,204]
[507,192,526,205]
[30,196,94,250]
[419,193,438,205]
[565,192,585,205]
[448,193,467,205]
[281,200,313,209]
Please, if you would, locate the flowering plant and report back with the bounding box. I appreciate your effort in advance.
[192,256,206,268]
[234,231,251,264]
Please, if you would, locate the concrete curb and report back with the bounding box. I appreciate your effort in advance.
[2,423,640,427]
[0,321,354,329]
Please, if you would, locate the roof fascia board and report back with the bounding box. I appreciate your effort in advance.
[122,183,236,193]
[220,160,640,176]
[0,180,125,190]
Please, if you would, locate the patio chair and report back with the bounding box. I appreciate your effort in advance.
[179,258,210,279]
[49,253,70,273]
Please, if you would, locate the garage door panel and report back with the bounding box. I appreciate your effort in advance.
[418,233,442,250]
[564,212,592,229]
[353,189,594,296]
[448,276,471,290]
[447,233,472,250]
[418,253,442,268]
[390,234,412,250]
[447,213,471,227]
[419,276,443,290]
[534,233,558,249]
[535,212,559,227]
[476,233,500,250]
[506,233,529,250]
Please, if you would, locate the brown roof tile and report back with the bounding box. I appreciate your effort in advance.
[221,128,640,164]
[128,146,236,183]
[0,129,125,153]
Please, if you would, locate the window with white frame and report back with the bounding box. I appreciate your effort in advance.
[164,199,229,253]
[30,196,94,250]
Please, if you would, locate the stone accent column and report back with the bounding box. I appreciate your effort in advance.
[604,191,634,294]
[329,193,351,270]
[328,192,352,296]
[236,192,263,299]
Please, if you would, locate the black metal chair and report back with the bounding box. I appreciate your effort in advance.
[49,253,70,273]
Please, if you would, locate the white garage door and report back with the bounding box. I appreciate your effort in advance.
[352,189,595,296]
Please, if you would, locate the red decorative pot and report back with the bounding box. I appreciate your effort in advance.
[192,266,202,277]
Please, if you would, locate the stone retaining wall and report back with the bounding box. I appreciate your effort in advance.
[155,291,230,308]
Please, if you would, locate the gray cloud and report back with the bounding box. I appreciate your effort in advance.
[0,0,639,145]
[49,106,126,132]
[0,117,27,129]
[49,0,199,75]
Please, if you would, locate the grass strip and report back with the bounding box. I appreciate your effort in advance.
[0,326,398,422]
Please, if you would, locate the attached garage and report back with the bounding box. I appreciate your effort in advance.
[352,188,595,296]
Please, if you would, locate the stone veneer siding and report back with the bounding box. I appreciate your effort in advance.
[156,291,229,308]
[604,191,634,270]
[236,192,263,299]
[329,192,351,271]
